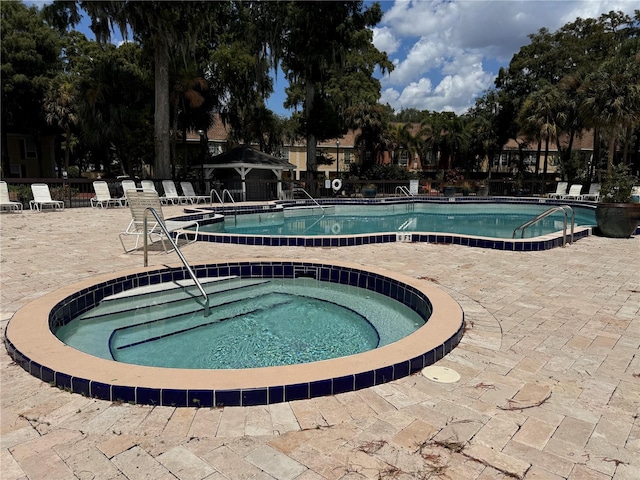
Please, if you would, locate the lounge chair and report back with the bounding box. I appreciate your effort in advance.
[90,181,124,208]
[119,189,199,254]
[141,180,157,192]
[0,181,23,213]
[180,181,209,204]
[119,180,137,202]
[29,183,64,211]
[161,180,186,205]
[582,183,600,202]
[546,181,568,199]
[561,184,584,200]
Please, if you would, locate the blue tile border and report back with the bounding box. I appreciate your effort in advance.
[4,260,463,407]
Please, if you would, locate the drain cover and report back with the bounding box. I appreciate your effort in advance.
[421,366,461,383]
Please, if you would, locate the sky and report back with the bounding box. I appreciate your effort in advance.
[268,0,638,116]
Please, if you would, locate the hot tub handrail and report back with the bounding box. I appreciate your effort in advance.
[512,205,574,246]
[143,207,210,316]
[292,187,325,212]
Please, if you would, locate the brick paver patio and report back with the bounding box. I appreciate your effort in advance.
[1,205,638,479]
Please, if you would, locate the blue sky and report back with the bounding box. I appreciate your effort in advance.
[31,0,638,117]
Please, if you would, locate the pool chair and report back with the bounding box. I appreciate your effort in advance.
[561,184,584,200]
[546,181,568,199]
[0,181,23,213]
[180,181,209,204]
[29,183,64,211]
[119,189,199,254]
[582,183,600,202]
[90,181,124,208]
[161,180,186,205]
[141,180,157,192]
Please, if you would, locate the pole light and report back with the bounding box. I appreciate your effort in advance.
[336,140,340,177]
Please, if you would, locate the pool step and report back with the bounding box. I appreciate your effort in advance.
[109,292,295,355]
[85,278,271,318]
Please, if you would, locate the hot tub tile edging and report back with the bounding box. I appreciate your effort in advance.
[6,260,463,407]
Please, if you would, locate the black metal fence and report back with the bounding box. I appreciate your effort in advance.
[2,177,558,209]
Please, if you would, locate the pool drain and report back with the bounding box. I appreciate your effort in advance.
[421,366,461,383]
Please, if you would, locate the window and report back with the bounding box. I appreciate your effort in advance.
[398,151,409,167]
[20,138,37,159]
[343,151,352,164]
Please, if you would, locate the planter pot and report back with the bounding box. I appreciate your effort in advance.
[476,186,489,197]
[362,187,377,198]
[595,203,640,238]
[443,186,456,197]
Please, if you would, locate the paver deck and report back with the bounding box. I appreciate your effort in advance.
[1,205,639,479]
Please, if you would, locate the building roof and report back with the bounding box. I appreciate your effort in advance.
[203,145,296,170]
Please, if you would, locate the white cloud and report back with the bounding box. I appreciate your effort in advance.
[372,26,401,55]
[375,0,638,114]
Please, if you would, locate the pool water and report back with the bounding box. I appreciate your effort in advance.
[204,203,596,238]
[54,277,425,369]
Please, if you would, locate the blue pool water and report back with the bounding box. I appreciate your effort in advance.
[201,203,596,239]
[54,277,425,369]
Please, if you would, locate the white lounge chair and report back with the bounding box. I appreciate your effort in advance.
[0,181,23,212]
[119,189,199,254]
[161,180,186,205]
[546,181,568,199]
[29,183,64,211]
[582,183,600,202]
[119,180,137,204]
[90,181,124,208]
[180,181,209,204]
[561,184,584,200]
[141,180,157,192]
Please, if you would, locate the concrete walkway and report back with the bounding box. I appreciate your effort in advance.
[1,205,639,480]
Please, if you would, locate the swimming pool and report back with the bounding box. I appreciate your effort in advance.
[190,198,597,250]
[5,260,464,407]
[54,277,425,369]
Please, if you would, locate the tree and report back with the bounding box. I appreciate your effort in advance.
[275,1,391,193]
[518,83,567,191]
[579,36,640,174]
[1,1,62,176]
[47,1,222,179]
[44,75,77,177]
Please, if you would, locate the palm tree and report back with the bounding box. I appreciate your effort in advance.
[44,76,77,177]
[579,39,640,174]
[344,103,389,170]
[517,83,567,193]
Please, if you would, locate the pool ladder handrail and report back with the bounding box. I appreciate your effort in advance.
[292,187,325,212]
[512,205,574,246]
[210,188,237,223]
[143,207,210,316]
[395,185,414,196]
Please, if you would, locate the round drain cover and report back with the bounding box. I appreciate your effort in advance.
[421,366,461,383]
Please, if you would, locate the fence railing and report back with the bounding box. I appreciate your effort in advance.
[2,177,561,208]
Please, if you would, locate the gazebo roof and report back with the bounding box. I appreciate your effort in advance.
[204,145,296,170]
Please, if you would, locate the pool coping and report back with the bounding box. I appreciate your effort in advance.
[4,259,464,407]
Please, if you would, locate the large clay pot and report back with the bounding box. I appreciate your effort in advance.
[595,203,640,238]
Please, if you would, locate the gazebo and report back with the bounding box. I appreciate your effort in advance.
[202,145,296,201]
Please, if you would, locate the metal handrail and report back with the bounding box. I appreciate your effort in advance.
[512,205,574,246]
[292,187,325,212]
[210,188,224,205]
[143,207,210,316]
[395,185,413,196]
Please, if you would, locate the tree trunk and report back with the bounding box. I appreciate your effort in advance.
[154,41,171,179]
[542,136,550,195]
[304,82,317,196]
[607,130,615,174]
